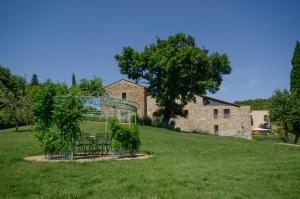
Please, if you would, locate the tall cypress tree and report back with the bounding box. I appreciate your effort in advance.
[290,41,300,144]
[291,41,300,98]
[30,73,39,86]
[72,73,77,86]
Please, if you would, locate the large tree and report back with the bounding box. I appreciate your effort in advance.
[290,41,300,98]
[0,72,30,131]
[115,33,231,127]
[270,89,293,143]
[290,41,300,143]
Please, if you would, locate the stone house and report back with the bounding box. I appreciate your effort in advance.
[105,79,147,117]
[148,95,251,136]
[106,79,252,137]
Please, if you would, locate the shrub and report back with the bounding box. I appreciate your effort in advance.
[110,119,141,157]
[191,129,210,135]
[32,86,85,156]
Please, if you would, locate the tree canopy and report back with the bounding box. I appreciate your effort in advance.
[78,77,105,96]
[115,33,231,126]
[0,65,31,131]
[290,41,300,98]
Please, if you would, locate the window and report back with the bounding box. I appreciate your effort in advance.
[183,110,189,117]
[224,109,230,118]
[213,109,218,119]
[214,125,219,135]
[263,115,268,122]
[122,92,127,100]
[251,116,254,126]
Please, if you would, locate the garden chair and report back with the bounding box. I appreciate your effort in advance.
[81,133,91,155]
[102,133,112,154]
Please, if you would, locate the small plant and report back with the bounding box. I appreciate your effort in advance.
[110,119,141,157]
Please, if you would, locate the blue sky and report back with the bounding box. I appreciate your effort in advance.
[0,0,299,102]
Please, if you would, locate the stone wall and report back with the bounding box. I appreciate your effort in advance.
[147,96,251,136]
[251,110,270,128]
[106,80,147,117]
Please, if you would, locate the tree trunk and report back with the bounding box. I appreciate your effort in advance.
[284,128,288,143]
[294,133,299,144]
[15,122,18,132]
[159,115,171,128]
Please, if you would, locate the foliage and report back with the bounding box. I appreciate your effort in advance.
[52,95,85,149]
[288,95,300,143]
[31,82,84,154]
[110,119,141,156]
[78,76,105,95]
[131,115,152,126]
[235,98,271,110]
[0,65,12,92]
[269,89,300,143]
[270,90,291,128]
[290,41,300,143]
[72,73,77,86]
[115,33,231,127]
[30,73,39,86]
[0,92,32,131]
[290,41,300,98]
[0,66,31,131]
[31,81,68,128]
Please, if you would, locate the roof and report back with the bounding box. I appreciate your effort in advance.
[201,95,240,107]
[105,79,147,89]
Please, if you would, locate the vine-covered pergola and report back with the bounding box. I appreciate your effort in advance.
[81,91,139,128]
[48,91,139,159]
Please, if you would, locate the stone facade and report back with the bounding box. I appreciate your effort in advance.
[106,79,252,137]
[105,79,147,117]
[147,95,251,136]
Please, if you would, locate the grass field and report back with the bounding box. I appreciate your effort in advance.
[0,121,300,198]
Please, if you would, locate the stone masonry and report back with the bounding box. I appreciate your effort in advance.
[105,79,147,117]
[106,79,251,137]
[147,95,251,136]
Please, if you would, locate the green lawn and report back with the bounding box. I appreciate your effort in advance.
[0,121,299,198]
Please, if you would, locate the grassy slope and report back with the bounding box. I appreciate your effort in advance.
[0,121,299,199]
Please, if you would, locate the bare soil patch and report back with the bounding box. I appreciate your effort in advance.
[24,153,153,163]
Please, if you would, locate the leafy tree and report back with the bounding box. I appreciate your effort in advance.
[0,65,11,91]
[78,76,105,95]
[31,83,84,155]
[115,33,231,127]
[30,73,39,86]
[31,81,68,129]
[270,89,292,143]
[0,91,31,131]
[51,94,84,152]
[0,72,30,131]
[72,73,77,86]
[290,41,300,98]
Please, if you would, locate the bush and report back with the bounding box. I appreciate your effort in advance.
[191,129,210,135]
[110,119,141,157]
[32,86,85,155]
